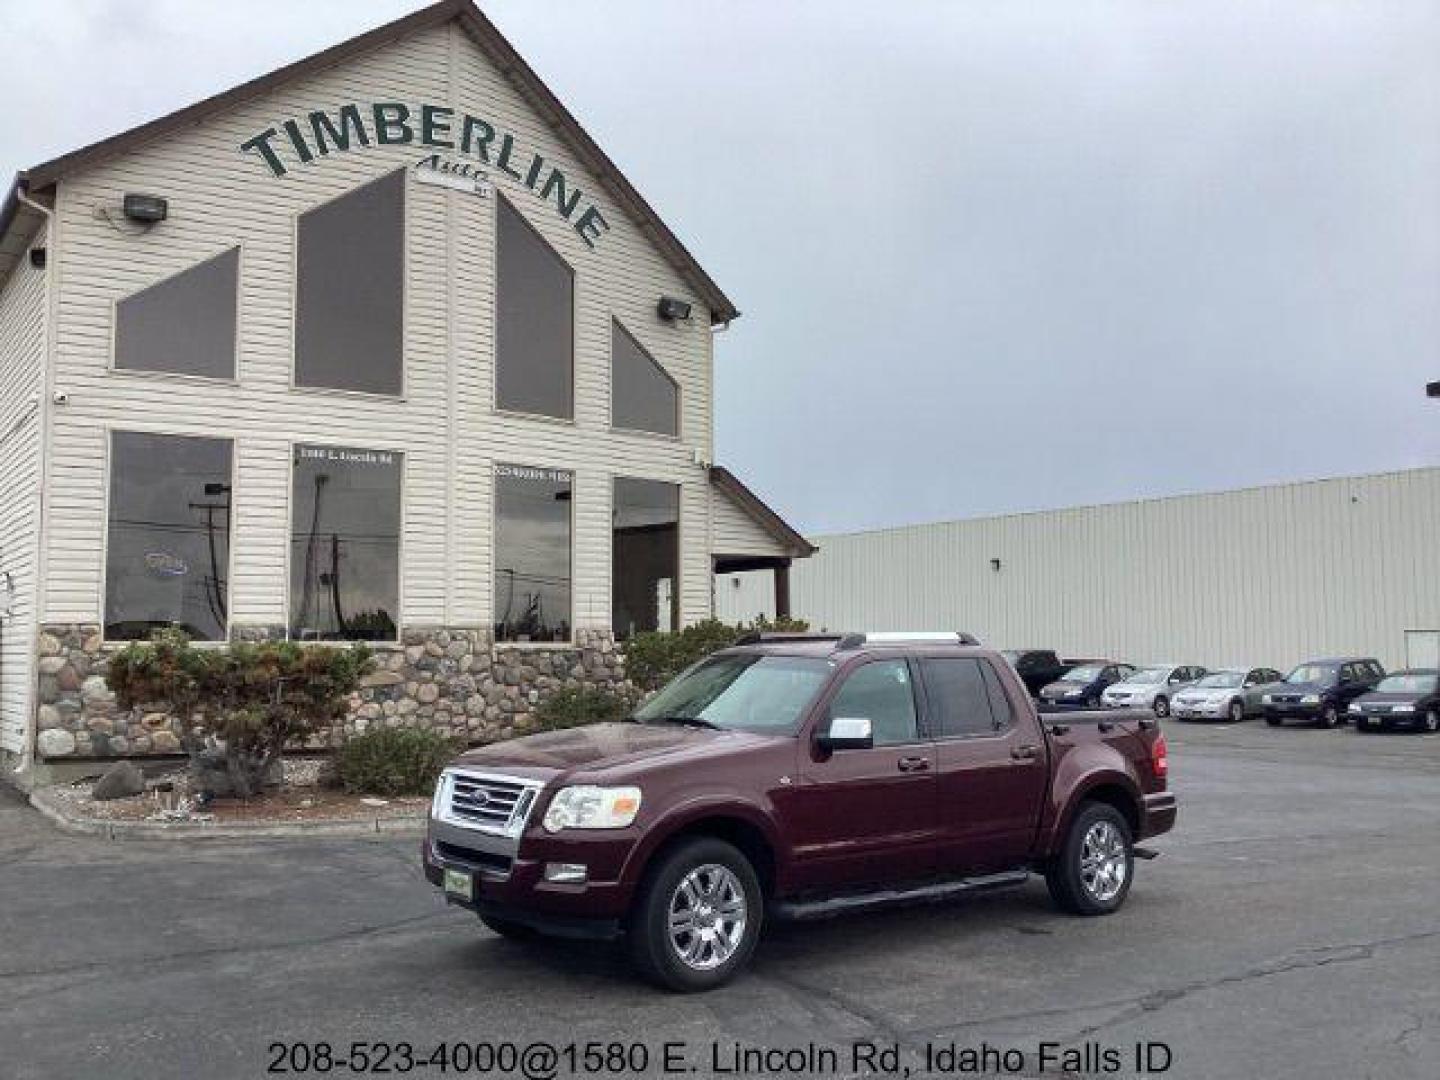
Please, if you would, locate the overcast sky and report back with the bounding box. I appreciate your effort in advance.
[4,1,1438,534]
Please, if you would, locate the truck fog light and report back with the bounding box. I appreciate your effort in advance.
[543,862,588,884]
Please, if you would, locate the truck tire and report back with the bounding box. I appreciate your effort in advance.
[1152,695,1170,718]
[1045,802,1134,916]
[1319,704,1340,729]
[479,914,539,942]
[1265,715,1283,727]
[1228,700,1245,723]
[627,837,763,992]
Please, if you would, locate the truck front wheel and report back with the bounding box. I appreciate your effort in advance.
[1045,802,1134,916]
[627,837,763,992]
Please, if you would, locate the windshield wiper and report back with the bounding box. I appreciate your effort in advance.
[648,715,723,730]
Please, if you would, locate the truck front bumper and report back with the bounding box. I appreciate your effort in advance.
[1139,792,1178,840]
[421,821,637,939]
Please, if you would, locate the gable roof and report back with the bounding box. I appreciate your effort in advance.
[710,466,817,558]
[0,0,738,323]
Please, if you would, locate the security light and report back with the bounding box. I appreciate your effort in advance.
[122,193,169,224]
[1428,381,1440,399]
[991,558,1002,572]
[657,296,692,322]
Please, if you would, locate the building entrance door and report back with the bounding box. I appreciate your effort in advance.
[1403,631,1439,671]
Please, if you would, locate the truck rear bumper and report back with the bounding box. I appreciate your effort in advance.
[1139,791,1178,840]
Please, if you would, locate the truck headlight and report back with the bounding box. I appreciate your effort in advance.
[543,786,642,833]
[1393,703,1415,713]
[1262,694,1273,704]
[1347,703,1362,714]
[1301,694,1320,705]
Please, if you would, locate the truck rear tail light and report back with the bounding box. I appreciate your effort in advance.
[1152,733,1169,779]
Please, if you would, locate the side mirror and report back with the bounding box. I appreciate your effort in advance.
[818,716,873,752]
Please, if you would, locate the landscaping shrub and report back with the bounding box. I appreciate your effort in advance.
[108,628,374,798]
[624,615,811,692]
[533,685,637,731]
[336,727,459,796]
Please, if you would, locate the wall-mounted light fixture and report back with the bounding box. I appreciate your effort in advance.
[122,193,169,225]
[657,296,692,323]
[990,558,1002,572]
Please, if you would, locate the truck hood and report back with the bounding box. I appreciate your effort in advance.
[449,722,784,784]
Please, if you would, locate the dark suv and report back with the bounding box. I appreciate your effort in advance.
[423,632,1175,991]
[1262,658,1384,728]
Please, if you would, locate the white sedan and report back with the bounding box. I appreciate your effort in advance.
[1100,665,1208,717]
[1171,668,1285,722]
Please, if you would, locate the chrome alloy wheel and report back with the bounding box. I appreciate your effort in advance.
[1079,821,1128,902]
[667,864,747,971]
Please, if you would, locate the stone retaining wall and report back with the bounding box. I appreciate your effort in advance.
[33,623,627,760]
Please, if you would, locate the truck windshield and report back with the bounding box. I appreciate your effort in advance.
[633,654,833,735]
[1064,666,1102,681]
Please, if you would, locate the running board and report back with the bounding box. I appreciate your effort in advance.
[1132,846,1160,860]
[773,869,1031,922]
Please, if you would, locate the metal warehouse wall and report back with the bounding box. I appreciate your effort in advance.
[716,468,1440,672]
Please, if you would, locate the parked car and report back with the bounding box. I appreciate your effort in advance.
[1101,665,1208,717]
[999,649,1068,697]
[1039,662,1137,708]
[1348,670,1440,733]
[1262,658,1385,728]
[1171,668,1284,722]
[422,631,1177,991]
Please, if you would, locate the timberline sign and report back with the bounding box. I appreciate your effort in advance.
[239,101,611,248]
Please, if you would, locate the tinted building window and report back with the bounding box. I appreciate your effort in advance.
[115,248,238,379]
[921,658,997,738]
[611,320,678,436]
[105,431,232,641]
[496,196,573,418]
[495,465,572,642]
[290,445,401,642]
[612,477,679,639]
[295,171,404,395]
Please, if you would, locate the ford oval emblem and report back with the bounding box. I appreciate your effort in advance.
[470,791,489,808]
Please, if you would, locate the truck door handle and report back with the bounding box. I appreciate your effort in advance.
[1011,744,1040,762]
[897,756,931,773]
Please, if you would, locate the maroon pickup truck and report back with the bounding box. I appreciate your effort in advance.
[423,632,1176,991]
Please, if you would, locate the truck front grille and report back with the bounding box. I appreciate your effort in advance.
[441,771,543,837]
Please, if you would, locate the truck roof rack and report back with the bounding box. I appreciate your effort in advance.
[836,631,980,650]
[730,632,845,646]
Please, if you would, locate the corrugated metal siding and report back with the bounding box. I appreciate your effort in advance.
[0,221,47,754]
[43,21,717,634]
[716,469,1440,672]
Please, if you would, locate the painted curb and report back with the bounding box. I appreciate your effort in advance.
[28,788,426,841]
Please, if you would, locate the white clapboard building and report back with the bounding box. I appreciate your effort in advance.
[0,0,812,774]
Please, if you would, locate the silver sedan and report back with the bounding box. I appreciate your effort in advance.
[1171,668,1285,721]
[1100,664,1208,717]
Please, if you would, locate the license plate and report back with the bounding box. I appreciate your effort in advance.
[443,868,473,901]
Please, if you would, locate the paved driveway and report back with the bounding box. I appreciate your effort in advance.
[1,721,1437,1079]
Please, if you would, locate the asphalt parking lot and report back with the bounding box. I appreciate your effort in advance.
[1,721,1437,1080]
